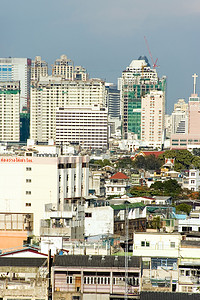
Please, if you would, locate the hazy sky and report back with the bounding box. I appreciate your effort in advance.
[1,0,200,112]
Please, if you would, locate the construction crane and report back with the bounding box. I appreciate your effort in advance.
[144,36,158,69]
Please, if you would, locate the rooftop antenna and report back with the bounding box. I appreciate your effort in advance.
[144,36,158,69]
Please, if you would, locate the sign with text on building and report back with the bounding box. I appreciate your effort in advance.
[0,157,33,163]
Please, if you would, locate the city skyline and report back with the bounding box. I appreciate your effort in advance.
[1,0,200,113]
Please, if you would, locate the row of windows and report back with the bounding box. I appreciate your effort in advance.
[66,276,139,286]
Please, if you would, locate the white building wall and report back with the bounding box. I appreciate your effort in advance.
[133,232,182,257]
[84,206,114,237]
[0,154,89,237]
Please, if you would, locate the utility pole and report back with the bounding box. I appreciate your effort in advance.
[125,204,129,300]
[47,249,52,300]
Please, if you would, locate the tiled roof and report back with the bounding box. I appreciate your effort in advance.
[0,257,47,267]
[54,255,141,268]
[110,172,128,179]
[141,151,164,158]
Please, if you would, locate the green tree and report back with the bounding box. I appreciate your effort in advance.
[159,150,194,171]
[175,203,192,215]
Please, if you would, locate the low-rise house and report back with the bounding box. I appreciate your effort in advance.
[0,257,48,299]
[105,172,129,197]
[111,203,146,238]
[53,255,141,299]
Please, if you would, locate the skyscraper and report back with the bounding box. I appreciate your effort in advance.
[0,81,20,141]
[0,58,31,112]
[119,57,166,140]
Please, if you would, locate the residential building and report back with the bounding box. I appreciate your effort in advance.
[0,144,89,237]
[0,81,20,142]
[0,257,48,299]
[53,255,141,299]
[0,57,31,112]
[52,54,74,80]
[56,105,108,150]
[31,56,48,81]
[171,74,200,149]
[84,205,114,237]
[30,77,106,142]
[133,232,182,258]
[141,90,165,148]
[119,57,166,139]
[105,172,129,197]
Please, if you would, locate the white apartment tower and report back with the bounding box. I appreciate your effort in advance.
[141,90,165,148]
[30,77,106,143]
[0,81,20,142]
[31,56,48,81]
[56,105,108,149]
[0,58,31,111]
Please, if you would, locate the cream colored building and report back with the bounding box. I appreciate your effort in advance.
[141,90,165,148]
[31,56,48,81]
[30,76,106,142]
[0,81,20,142]
[0,150,89,237]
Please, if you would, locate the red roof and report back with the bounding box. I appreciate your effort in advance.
[110,172,128,180]
[140,151,164,158]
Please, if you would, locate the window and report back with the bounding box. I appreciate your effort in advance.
[85,213,92,217]
[26,167,32,171]
[25,203,31,207]
[180,270,184,276]
[26,179,31,183]
[72,296,80,300]
[191,172,195,176]
[146,241,150,247]
[186,270,190,276]
[170,242,175,248]
[141,241,145,247]
[141,241,150,247]
[191,180,195,184]
[26,191,31,195]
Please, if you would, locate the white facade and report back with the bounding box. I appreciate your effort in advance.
[56,105,108,150]
[141,90,165,148]
[182,169,200,191]
[133,232,182,258]
[0,152,89,237]
[0,81,20,141]
[30,77,106,142]
[84,206,114,237]
[0,58,31,111]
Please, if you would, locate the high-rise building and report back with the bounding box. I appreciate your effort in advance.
[119,57,166,139]
[170,74,200,149]
[141,90,165,148]
[0,58,31,112]
[30,77,106,143]
[171,99,188,135]
[0,81,20,142]
[52,54,74,80]
[105,83,121,119]
[31,56,48,81]
[56,105,108,150]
